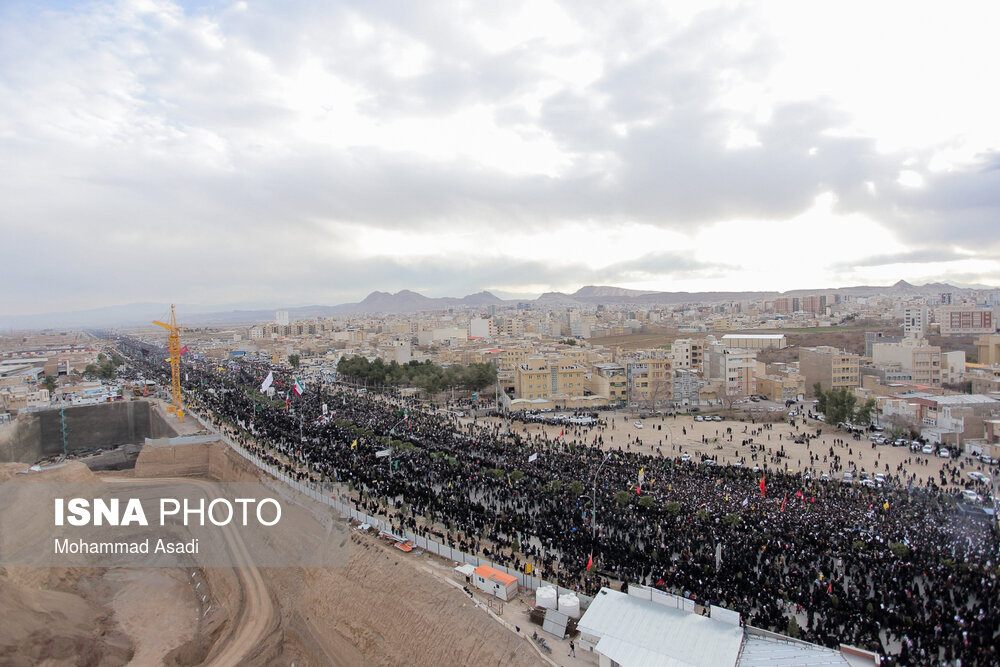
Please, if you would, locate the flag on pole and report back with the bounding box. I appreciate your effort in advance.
[558,428,565,438]
[780,493,787,512]
[285,397,290,411]
[827,581,833,594]
[261,371,274,392]
[292,378,305,396]
[179,346,189,355]
[528,453,538,463]
[586,553,593,571]
[351,439,358,449]
[741,495,749,507]
[759,474,766,498]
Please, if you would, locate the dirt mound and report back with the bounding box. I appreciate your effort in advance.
[0,460,98,484]
[268,532,543,666]
[0,574,133,666]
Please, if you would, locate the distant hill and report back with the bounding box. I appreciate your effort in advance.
[0,281,990,329]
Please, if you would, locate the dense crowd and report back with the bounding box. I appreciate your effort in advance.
[118,341,999,666]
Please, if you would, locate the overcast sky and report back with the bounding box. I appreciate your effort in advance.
[3,0,1000,315]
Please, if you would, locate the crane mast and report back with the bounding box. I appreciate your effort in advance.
[153,304,185,420]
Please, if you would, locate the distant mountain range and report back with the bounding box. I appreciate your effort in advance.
[0,281,991,330]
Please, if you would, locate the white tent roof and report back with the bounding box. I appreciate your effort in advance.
[737,637,850,666]
[454,563,476,577]
[578,588,743,667]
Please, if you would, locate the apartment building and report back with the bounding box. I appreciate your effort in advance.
[670,338,706,373]
[590,362,627,405]
[974,334,1000,365]
[705,342,756,398]
[625,358,673,407]
[800,294,828,316]
[903,305,929,337]
[938,306,997,336]
[513,357,587,401]
[800,346,860,395]
[872,337,941,388]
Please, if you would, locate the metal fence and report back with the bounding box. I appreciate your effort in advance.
[192,411,592,608]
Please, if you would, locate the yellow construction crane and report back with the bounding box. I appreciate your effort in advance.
[153,304,185,420]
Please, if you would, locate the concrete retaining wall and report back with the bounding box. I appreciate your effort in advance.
[0,401,178,464]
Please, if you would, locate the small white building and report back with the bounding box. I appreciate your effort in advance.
[472,564,518,601]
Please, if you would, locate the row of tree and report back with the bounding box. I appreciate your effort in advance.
[83,352,124,380]
[336,356,497,395]
[813,383,877,425]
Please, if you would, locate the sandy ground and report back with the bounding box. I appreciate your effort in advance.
[105,569,199,665]
[472,410,997,487]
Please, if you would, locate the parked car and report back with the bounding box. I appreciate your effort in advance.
[922,444,936,455]
[961,489,982,503]
[939,449,951,458]
[681,453,692,462]
[874,473,887,484]
[633,421,643,429]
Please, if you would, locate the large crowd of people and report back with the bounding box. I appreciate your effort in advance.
[117,340,999,666]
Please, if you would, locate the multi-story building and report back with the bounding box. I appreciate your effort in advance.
[872,337,941,388]
[903,305,929,337]
[800,346,860,395]
[719,334,787,350]
[513,357,587,401]
[773,297,799,314]
[800,295,828,316]
[590,362,627,405]
[670,338,706,373]
[974,334,1000,365]
[626,358,673,407]
[705,342,756,398]
[671,369,705,407]
[938,306,997,336]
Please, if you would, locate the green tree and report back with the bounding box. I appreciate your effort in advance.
[638,494,655,509]
[613,490,632,506]
[288,354,300,369]
[854,398,878,425]
[813,383,827,413]
[41,375,57,394]
[567,481,585,496]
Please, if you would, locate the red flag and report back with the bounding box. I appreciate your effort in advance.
[586,553,593,571]
[285,397,290,411]
[759,474,766,498]
[179,346,189,355]
[827,581,833,594]
[559,428,564,438]
[780,493,787,512]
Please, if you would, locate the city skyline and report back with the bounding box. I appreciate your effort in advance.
[3,0,1000,316]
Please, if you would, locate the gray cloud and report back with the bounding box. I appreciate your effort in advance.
[1,0,998,315]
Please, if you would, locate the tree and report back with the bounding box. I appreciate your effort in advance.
[613,490,633,506]
[41,375,57,394]
[854,398,878,425]
[813,383,827,413]
[567,481,585,496]
[288,354,300,369]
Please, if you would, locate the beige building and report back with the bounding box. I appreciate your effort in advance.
[626,358,672,407]
[720,334,787,350]
[800,346,860,395]
[872,337,942,389]
[671,338,706,373]
[938,306,996,336]
[706,343,756,398]
[513,357,587,401]
[975,334,1000,365]
[591,362,627,404]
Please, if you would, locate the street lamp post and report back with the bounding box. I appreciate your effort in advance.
[591,451,613,540]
